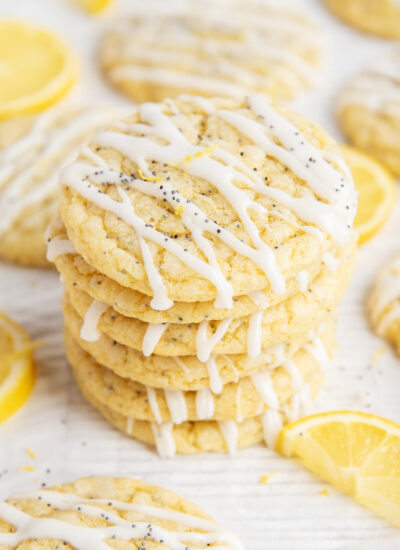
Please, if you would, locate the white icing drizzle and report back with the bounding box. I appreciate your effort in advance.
[218,420,239,455]
[196,318,232,362]
[235,384,243,422]
[189,95,356,245]
[322,252,339,273]
[248,289,269,309]
[0,102,118,235]
[139,237,173,310]
[126,416,134,435]
[46,238,77,261]
[195,388,215,420]
[206,355,223,395]
[164,390,188,424]
[369,256,400,335]
[173,356,190,373]
[0,489,244,549]
[250,371,279,409]
[304,337,330,372]
[80,300,109,342]
[247,311,264,359]
[107,3,321,99]
[281,358,303,391]
[296,269,309,292]
[261,409,283,449]
[284,384,312,422]
[142,323,168,357]
[60,94,355,316]
[338,50,400,118]
[151,422,176,458]
[146,386,162,424]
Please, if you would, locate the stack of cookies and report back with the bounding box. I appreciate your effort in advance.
[48,95,357,457]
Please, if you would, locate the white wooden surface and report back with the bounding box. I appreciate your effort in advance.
[1,1,400,547]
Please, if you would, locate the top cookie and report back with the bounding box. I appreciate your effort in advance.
[0,476,243,549]
[0,98,118,266]
[59,95,357,309]
[337,49,400,177]
[100,0,323,103]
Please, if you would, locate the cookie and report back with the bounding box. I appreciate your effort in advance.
[59,95,357,307]
[323,0,400,39]
[64,240,354,358]
[337,49,400,177]
[63,294,334,390]
[65,318,333,422]
[368,254,400,355]
[0,99,119,266]
[74,367,324,456]
[0,476,244,548]
[49,217,334,324]
[100,1,323,103]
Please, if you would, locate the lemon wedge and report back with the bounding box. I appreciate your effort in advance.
[72,0,113,14]
[0,21,77,120]
[341,145,397,245]
[277,411,400,528]
[0,312,36,423]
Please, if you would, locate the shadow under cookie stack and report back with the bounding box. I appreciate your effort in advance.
[48,95,357,457]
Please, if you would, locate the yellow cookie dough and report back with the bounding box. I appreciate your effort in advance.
[0,476,243,549]
[0,99,118,266]
[101,1,323,103]
[323,0,400,39]
[59,95,357,305]
[65,320,333,422]
[368,254,400,355]
[337,50,400,177]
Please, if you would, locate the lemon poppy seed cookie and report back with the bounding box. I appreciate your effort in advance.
[0,476,244,549]
[337,50,400,177]
[59,95,357,306]
[65,318,334,423]
[64,242,354,358]
[368,254,400,356]
[63,294,334,390]
[323,0,400,39]
[75,372,324,456]
[0,100,119,267]
[100,0,323,104]
[49,217,342,324]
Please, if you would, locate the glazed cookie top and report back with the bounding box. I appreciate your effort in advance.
[101,0,323,102]
[338,49,400,119]
[59,95,357,309]
[0,476,243,549]
[0,98,119,241]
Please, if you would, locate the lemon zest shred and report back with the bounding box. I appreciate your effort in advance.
[259,471,278,484]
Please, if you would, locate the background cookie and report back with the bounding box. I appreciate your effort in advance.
[368,254,400,355]
[337,50,400,177]
[101,0,323,103]
[323,0,400,39]
[0,99,118,266]
[0,476,244,549]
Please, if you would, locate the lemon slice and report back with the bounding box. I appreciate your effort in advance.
[0,21,77,120]
[0,312,36,423]
[72,0,113,14]
[341,145,397,245]
[277,411,400,528]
